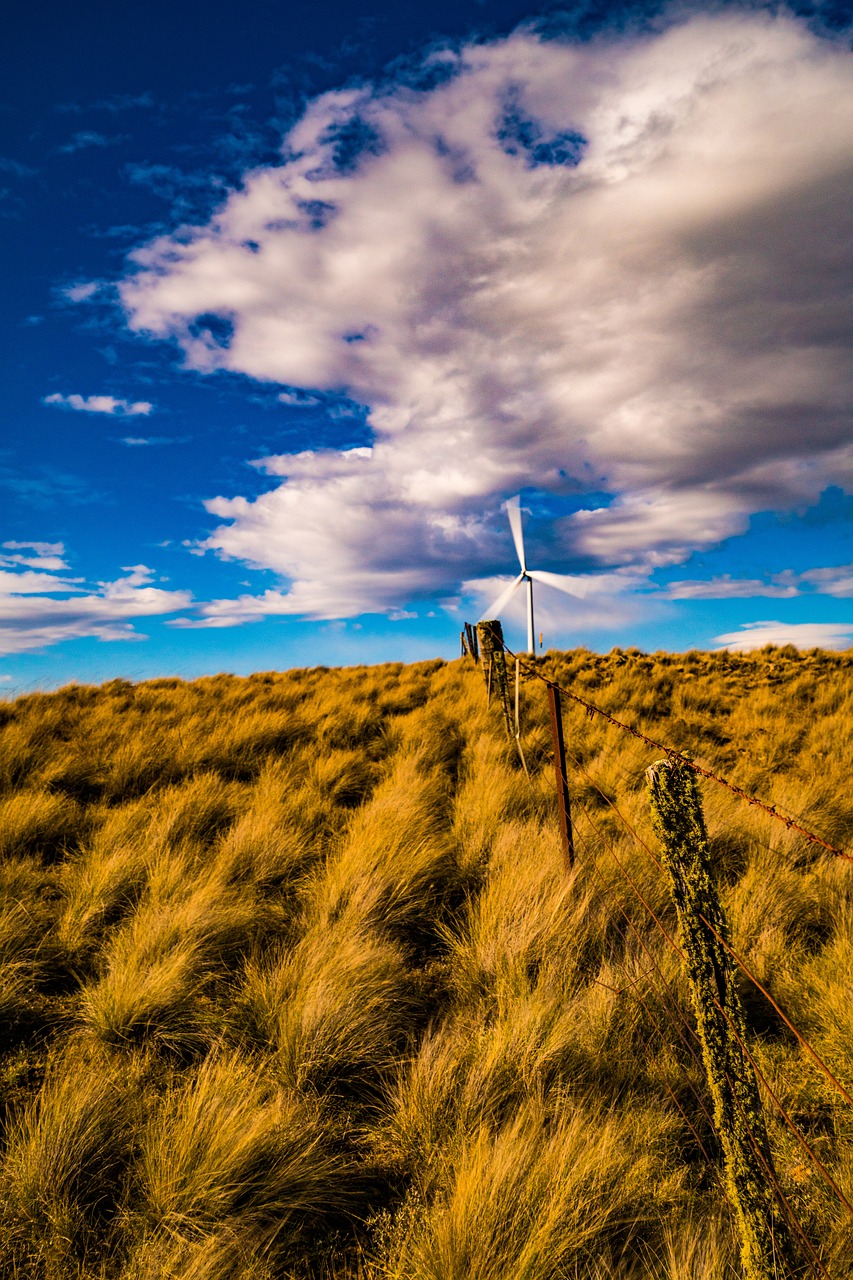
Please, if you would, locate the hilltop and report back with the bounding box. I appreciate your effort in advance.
[0,647,851,1279]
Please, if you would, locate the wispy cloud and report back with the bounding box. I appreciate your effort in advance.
[0,157,37,178]
[60,281,103,303]
[1,540,69,571]
[59,92,155,114]
[665,564,853,599]
[118,435,187,446]
[44,393,153,417]
[58,130,124,155]
[3,540,65,557]
[0,561,192,655]
[799,564,853,597]
[714,621,853,652]
[0,466,106,509]
[665,574,799,599]
[120,13,853,619]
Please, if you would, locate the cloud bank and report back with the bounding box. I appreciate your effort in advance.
[120,11,853,618]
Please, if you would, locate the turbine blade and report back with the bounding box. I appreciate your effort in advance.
[505,495,526,571]
[529,569,591,599]
[479,573,525,621]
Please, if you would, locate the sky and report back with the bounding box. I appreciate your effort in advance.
[2,0,853,690]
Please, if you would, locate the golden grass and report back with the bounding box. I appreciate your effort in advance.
[0,648,851,1278]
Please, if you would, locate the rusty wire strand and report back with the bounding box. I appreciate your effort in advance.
[575,786,853,1222]
[576,813,834,1276]
[496,635,853,865]
[564,736,853,1122]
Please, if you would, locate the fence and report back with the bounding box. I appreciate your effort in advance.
[462,619,853,1280]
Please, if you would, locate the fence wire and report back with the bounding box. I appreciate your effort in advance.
[466,632,853,1277]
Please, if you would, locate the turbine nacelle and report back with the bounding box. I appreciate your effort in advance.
[479,495,589,653]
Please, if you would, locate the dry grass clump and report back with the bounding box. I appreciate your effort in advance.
[0,649,851,1277]
[373,1098,684,1280]
[237,924,419,1094]
[0,1042,136,1277]
[137,1051,362,1255]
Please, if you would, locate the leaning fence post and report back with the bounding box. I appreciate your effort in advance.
[477,620,513,737]
[547,682,574,871]
[647,758,796,1280]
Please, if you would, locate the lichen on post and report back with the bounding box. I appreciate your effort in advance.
[646,757,797,1280]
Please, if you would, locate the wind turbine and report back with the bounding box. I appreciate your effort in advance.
[480,495,590,653]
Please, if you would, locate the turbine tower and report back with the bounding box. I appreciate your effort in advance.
[480,495,589,653]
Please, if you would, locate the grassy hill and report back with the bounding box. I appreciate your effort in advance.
[0,647,851,1279]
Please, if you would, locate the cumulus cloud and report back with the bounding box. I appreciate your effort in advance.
[120,12,853,619]
[0,560,192,655]
[44,393,153,416]
[714,621,853,651]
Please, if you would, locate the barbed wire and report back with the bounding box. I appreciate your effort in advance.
[563,736,853,1124]
[573,807,837,1275]
[489,633,853,865]
[573,774,853,1227]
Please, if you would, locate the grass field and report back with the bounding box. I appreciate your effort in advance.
[0,646,851,1279]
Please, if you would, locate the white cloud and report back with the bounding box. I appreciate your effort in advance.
[277,390,321,407]
[0,570,84,594]
[714,621,853,652]
[0,561,192,655]
[62,281,102,303]
[44,393,153,417]
[120,13,853,619]
[799,564,853,597]
[666,573,799,599]
[2,540,68,570]
[665,563,853,599]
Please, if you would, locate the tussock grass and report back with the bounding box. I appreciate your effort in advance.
[137,1050,361,1254]
[237,925,419,1094]
[0,649,851,1277]
[0,1042,136,1277]
[372,1097,685,1280]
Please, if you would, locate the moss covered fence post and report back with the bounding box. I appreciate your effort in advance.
[646,757,797,1280]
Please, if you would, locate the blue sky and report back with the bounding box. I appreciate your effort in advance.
[2,0,852,690]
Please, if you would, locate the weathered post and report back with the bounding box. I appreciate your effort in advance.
[465,622,479,663]
[547,682,574,871]
[647,758,796,1280]
[477,620,513,737]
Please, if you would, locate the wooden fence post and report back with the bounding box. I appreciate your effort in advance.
[465,622,479,663]
[547,682,574,872]
[646,758,796,1280]
[477,620,513,737]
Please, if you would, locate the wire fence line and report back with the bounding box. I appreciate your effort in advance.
[492,630,853,865]
[570,804,837,1279]
[463,620,853,1279]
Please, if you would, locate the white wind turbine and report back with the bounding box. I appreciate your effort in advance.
[480,495,590,653]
